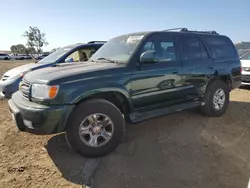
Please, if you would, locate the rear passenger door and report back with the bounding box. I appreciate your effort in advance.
[179,35,214,99]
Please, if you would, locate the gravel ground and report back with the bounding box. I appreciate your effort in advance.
[0,61,250,188]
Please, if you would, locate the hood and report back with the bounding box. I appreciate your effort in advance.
[24,62,121,84]
[241,60,250,67]
[4,63,42,77]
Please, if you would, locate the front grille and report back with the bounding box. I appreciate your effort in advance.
[20,80,31,100]
[1,75,9,81]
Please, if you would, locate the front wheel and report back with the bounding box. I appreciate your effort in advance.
[201,80,229,117]
[65,99,125,158]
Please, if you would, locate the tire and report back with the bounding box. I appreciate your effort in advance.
[201,80,229,117]
[4,57,8,60]
[65,99,125,158]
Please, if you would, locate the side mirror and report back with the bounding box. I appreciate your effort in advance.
[65,57,73,63]
[140,50,158,63]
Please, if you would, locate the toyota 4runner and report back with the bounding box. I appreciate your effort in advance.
[8,28,241,157]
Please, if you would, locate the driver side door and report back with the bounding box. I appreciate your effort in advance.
[131,33,184,109]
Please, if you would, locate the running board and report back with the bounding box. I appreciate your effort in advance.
[129,101,201,123]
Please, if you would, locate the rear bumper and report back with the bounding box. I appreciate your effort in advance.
[231,75,242,89]
[8,91,74,134]
[241,75,250,85]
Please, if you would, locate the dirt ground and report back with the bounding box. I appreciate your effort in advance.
[1,61,250,188]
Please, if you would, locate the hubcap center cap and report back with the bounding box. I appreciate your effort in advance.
[92,125,101,134]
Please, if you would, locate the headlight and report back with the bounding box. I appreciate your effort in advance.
[31,84,59,100]
[20,70,31,78]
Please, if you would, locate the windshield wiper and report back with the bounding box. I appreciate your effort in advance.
[96,57,119,64]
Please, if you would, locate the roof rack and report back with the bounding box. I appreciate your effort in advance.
[87,41,106,44]
[164,28,218,35]
[164,28,188,32]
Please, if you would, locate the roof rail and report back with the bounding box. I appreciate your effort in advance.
[186,30,219,34]
[164,28,188,32]
[87,41,106,44]
[164,28,218,34]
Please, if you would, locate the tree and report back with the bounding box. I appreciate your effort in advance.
[25,47,36,57]
[16,44,26,54]
[10,44,27,54]
[23,26,48,55]
[10,45,18,53]
[51,48,60,53]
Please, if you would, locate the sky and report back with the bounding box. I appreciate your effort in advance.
[1,0,249,51]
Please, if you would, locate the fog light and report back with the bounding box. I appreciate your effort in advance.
[19,81,22,90]
[23,120,33,128]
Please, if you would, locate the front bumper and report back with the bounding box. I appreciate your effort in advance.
[0,78,21,98]
[8,91,74,134]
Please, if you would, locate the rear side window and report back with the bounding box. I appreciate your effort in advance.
[180,36,208,61]
[204,36,236,58]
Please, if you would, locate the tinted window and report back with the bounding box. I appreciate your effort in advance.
[180,36,208,60]
[140,34,176,62]
[205,36,236,58]
[200,41,208,59]
[143,42,155,51]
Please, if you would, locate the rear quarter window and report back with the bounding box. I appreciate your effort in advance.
[204,36,237,59]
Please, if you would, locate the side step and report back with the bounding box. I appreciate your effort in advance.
[129,101,201,123]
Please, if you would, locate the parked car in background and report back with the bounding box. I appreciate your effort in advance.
[0,53,11,60]
[23,54,32,60]
[240,50,250,85]
[0,41,105,98]
[8,28,241,158]
[35,54,49,60]
[10,54,32,60]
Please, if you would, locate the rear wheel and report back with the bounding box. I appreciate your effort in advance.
[4,57,9,60]
[65,99,125,157]
[201,80,229,117]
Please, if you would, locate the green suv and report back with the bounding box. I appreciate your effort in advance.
[8,28,241,157]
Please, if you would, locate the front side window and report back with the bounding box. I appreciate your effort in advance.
[64,48,96,63]
[140,34,176,62]
[90,34,145,63]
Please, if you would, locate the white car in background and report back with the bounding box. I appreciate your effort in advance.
[0,53,11,60]
[240,50,250,85]
[10,54,32,60]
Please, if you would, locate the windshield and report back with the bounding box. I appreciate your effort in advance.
[90,34,145,63]
[240,51,250,60]
[38,47,73,64]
